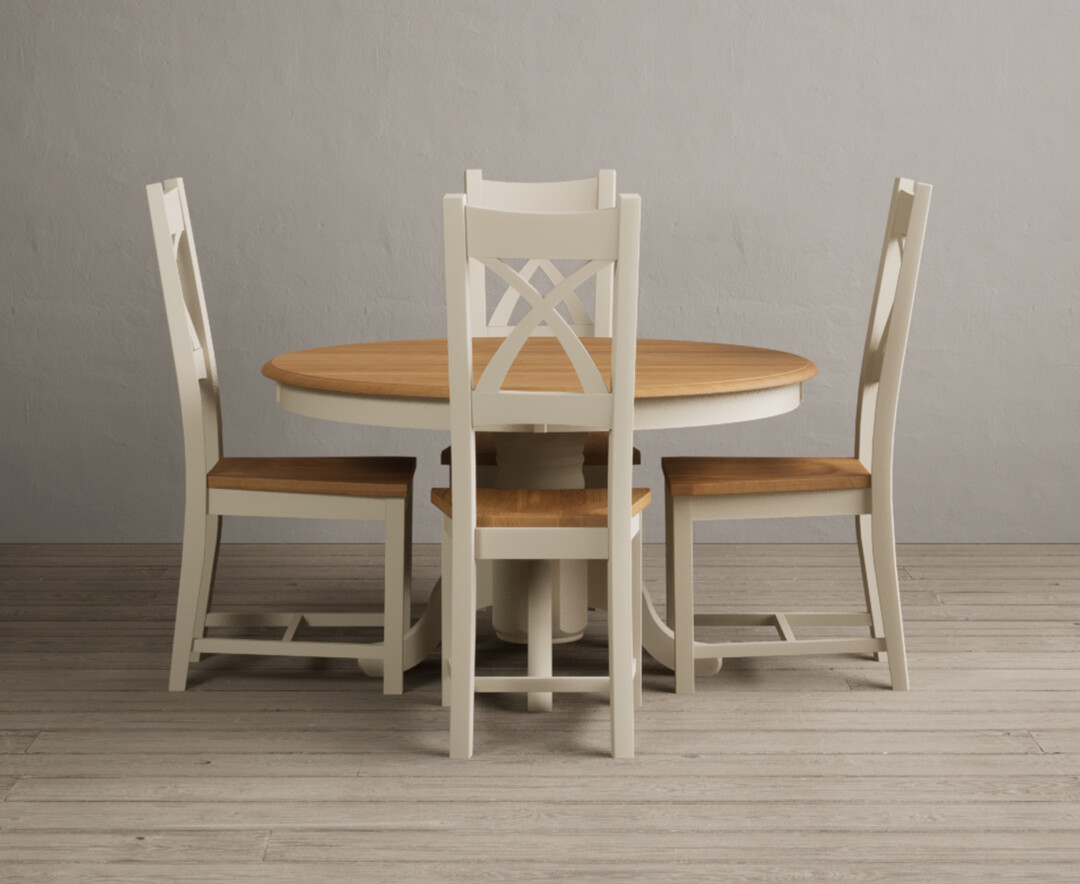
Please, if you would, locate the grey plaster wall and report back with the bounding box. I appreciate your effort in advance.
[2,0,1078,543]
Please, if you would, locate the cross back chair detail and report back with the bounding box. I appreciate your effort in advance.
[465,168,617,338]
[147,178,417,694]
[661,178,932,693]
[432,193,646,758]
[440,170,639,474]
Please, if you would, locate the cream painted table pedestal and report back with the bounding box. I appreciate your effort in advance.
[263,338,817,695]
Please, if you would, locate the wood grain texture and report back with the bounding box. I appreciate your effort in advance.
[430,487,651,527]
[0,542,1077,881]
[264,828,1080,862]
[2,861,1078,882]
[663,456,871,497]
[9,773,1080,804]
[0,830,270,862]
[206,456,415,497]
[261,338,818,399]
[2,751,1076,780]
[5,798,1080,833]
[0,734,35,754]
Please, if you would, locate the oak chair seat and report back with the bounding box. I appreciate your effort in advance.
[663,456,870,498]
[431,486,651,527]
[208,456,416,497]
[440,431,641,467]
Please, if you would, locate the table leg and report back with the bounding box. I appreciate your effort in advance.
[598,571,722,679]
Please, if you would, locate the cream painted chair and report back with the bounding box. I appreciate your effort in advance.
[439,172,640,705]
[662,178,932,693]
[147,178,416,694]
[432,193,647,758]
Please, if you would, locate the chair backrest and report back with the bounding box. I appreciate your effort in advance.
[443,193,641,528]
[465,170,617,338]
[146,178,223,483]
[854,178,932,475]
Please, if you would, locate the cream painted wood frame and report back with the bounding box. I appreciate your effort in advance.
[662,178,932,693]
[465,169,617,338]
[147,178,417,695]
[438,194,644,759]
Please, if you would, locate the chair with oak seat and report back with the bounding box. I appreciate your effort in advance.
[434,192,646,758]
[440,171,641,695]
[147,178,416,694]
[662,178,932,693]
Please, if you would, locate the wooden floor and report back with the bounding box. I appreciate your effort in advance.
[1,543,1078,882]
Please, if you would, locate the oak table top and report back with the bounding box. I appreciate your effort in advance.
[262,338,818,400]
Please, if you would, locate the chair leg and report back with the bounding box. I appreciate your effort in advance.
[169,510,217,691]
[381,499,408,695]
[188,514,221,664]
[448,516,477,759]
[440,520,452,708]
[869,506,910,690]
[664,486,676,627]
[669,495,696,695]
[856,513,885,662]
[608,534,635,759]
[527,561,554,713]
[632,529,643,708]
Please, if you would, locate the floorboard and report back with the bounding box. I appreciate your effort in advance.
[1,542,1077,880]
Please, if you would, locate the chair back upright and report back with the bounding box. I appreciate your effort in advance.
[854,178,933,480]
[442,193,642,537]
[465,170,617,338]
[146,178,223,485]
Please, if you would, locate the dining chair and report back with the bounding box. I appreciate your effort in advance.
[661,178,932,693]
[440,170,639,482]
[147,178,417,694]
[439,172,640,702]
[432,192,647,758]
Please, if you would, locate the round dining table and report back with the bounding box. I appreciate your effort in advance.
[263,338,817,692]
